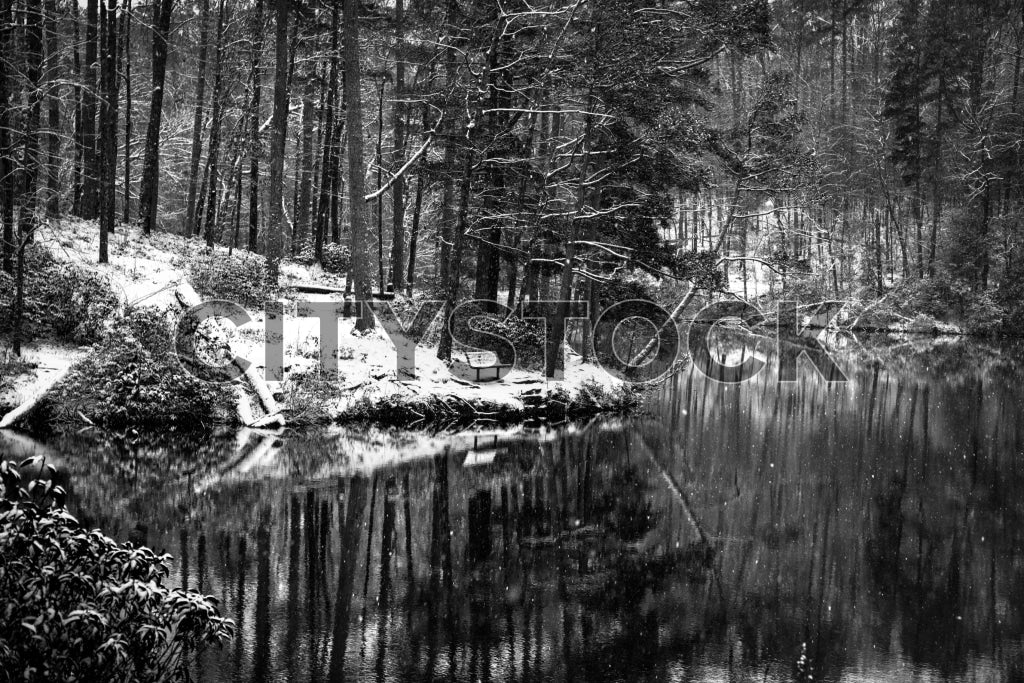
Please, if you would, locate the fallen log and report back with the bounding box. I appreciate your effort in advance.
[0,365,73,430]
[174,282,285,428]
[289,283,348,295]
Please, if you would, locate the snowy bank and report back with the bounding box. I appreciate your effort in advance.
[2,220,642,430]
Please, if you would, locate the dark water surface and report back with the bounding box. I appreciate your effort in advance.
[17,337,1024,681]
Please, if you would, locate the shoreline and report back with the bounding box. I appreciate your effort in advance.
[0,220,643,432]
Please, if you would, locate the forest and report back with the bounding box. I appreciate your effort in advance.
[6,2,1024,679]
[2,0,1024,363]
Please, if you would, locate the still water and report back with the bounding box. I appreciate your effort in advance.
[15,336,1024,681]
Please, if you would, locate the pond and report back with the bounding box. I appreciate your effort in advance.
[10,335,1024,682]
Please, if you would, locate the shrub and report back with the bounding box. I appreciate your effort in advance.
[469,313,546,370]
[961,290,1003,336]
[997,262,1024,335]
[320,243,350,275]
[292,242,350,275]
[0,245,119,345]
[572,380,643,415]
[897,278,958,320]
[36,307,234,429]
[282,369,345,425]
[598,275,656,310]
[187,253,271,308]
[0,459,233,683]
[897,277,1003,335]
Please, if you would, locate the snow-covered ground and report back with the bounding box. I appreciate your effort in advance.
[2,219,629,427]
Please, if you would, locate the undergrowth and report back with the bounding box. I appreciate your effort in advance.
[0,245,119,345]
[32,307,234,429]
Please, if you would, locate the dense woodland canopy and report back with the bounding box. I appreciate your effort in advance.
[2,0,1024,365]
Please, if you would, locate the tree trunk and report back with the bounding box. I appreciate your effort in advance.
[138,0,173,235]
[473,42,506,310]
[185,0,210,236]
[375,79,386,287]
[121,0,132,223]
[436,0,459,291]
[546,112,592,379]
[438,151,473,362]
[0,0,14,274]
[928,73,944,278]
[80,0,100,219]
[44,0,61,216]
[295,69,315,254]
[265,0,288,283]
[389,0,407,293]
[406,172,423,296]
[344,0,373,329]
[314,0,339,262]
[71,0,83,216]
[201,0,227,247]
[98,0,119,263]
[12,0,44,354]
[246,0,264,250]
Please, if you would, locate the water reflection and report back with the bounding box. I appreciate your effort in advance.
[22,336,1024,681]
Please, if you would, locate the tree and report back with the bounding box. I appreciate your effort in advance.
[265,0,288,283]
[184,0,211,237]
[389,0,407,293]
[313,0,340,262]
[246,0,265,251]
[80,0,100,220]
[294,48,316,254]
[43,0,61,217]
[98,0,119,264]
[345,0,373,330]
[200,0,227,247]
[137,0,174,235]
[118,0,132,223]
[12,0,45,356]
[0,0,14,274]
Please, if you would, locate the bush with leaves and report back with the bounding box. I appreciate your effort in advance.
[468,313,546,370]
[668,250,727,292]
[291,242,350,275]
[597,275,656,310]
[997,262,1024,335]
[319,243,351,275]
[186,253,272,309]
[895,277,1003,335]
[0,458,233,682]
[35,307,234,429]
[0,245,119,345]
[897,277,958,321]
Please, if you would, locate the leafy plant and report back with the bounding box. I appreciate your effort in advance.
[0,458,234,682]
[186,253,272,308]
[0,245,119,345]
[469,313,546,370]
[292,242,350,275]
[35,308,234,429]
[996,262,1024,335]
[320,243,350,275]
